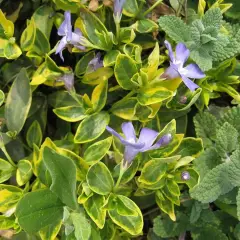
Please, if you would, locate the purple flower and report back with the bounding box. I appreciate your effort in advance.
[162,40,205,91]
[87,53,103,72]
[56,11,85,61]
[114,0,126,20]
[106,122,172,166]
[59,72,74,92]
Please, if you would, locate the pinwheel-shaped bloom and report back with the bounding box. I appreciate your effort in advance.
[162,40,205,91]
[114,0,126,20]
[88,52,103,72]
[106,122,172,166]
[56,11,85,61]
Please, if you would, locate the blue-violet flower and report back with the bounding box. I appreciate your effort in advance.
[87,52,103,72]
[106,122,172,166]
[56,11,85,61]
[162,40,205,91]
[114,0,126,20]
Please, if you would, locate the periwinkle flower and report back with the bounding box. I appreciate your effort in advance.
[58,72,74,92]
[106,122,172,166]
[87,52,103,72]
[56,11,85,61]
[114,0,126,21]
[162,40,205,92]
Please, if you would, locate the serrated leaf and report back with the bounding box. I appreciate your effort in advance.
[202,8,222,30]
[43,147,78,210]
[158,15,191,43]
[216,122,238,157]
[194,111,217,147]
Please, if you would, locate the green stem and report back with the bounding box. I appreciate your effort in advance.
[1,146,16,167]
[143,0,163,16]
[121,90,136,102]
[114,162,127,191]
[115,21,121,43]
[176,0,185,17]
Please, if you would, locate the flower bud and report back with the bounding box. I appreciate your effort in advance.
[181,171,190,181]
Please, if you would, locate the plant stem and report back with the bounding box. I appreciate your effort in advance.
[143,0,163,16]
[115,21,121,43]
[1,146,16,167]
[114,162,126,191]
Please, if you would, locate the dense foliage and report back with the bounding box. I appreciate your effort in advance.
[0,0,239,239]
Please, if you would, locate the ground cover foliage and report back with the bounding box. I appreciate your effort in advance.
[0,0,239,239]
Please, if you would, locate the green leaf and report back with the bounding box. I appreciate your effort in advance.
[119,27,136,44]
[139,160,167,184]
[16,160,33,186]
[191,226,228,240]
[174,137,203,157]
[114,54,138,90]
[103,50,120,67]
[153,212,188,238]
[84,194,106,229]
[0,215,15,229]
[0,158,15,183]
[32,5,54,39]
[43,147,78,210]
[20,19,36,51]
[26,120,42,148]
[74,112,110,143]
[237,188,240,220]
[84,137,112,165]
[155,191,176,221]
[194,111,217,147]
[216,122,238,157]
[190,162,233,203]
[5,68,32,133]
[123,0,139,17]
[71,212,91,240]
[158,15,191,43]
[4,42,22,59]
[0,9,14,39]
[137,87,173,105]
[134,19,158,33]
[91,80,108,112]
[39,219,62,240]
[0,90,4,106]
[111,98,138,120]
[87,162,114,195]
[108,195,143,235]
[75,51,95,77]
[0,184,23,212]
[202,8,222,30]
[16,189,64,233]
[53,106,87,122]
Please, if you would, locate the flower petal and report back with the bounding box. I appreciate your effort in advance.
[62,73,74,91]
[183,64,205,79]
[181,74,199,91]
[175,43,190,65]
[55,37,67,61]
[161,65,180,79]
[164,40,175,62]
[121,122,136,143]
[88,52,103,71]
[106,126,144,149]
[124,146,139,166]
[138,128,159,152]
[146,134,172,151]
[58,11,72,42]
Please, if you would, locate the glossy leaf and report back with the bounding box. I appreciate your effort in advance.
[84,137,112,164]
[16,160,33,186]
[5,68,32,133]
[16,189,64,233]
[26,120,42,148]
[43,147,78,210]
[87,162,114,195]
[74,112,110,143]
[0,159,15,183]
[39,219,62,240]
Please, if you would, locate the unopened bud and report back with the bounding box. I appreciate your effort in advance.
[181,171,190,181]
